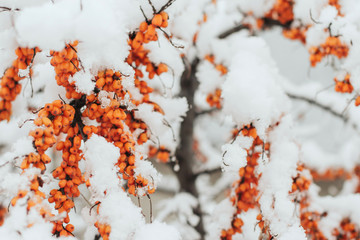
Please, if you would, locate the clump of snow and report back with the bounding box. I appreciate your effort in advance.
[221,136,252,172]
[134,221,181,240]
[235,0,275,18]
[98,190,145,240]
[83,134,120,197]
[196,60,224,94]
[71,71,95,95]
[222,39,289,138]
[207,199,236,239]
[134,158,162,194]
[258,116,305,239]
[157,192,199,227]
[293,0,327,25]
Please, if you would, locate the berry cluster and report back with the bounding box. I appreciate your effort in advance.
[309,36,349,67]
[0,47,41,121]
[290,165,311,193]
[50,41,81,99]
[332,218,360,240]
[283,27,307,44]
[0,205,6,226]
[334,74,353,93]
[264,0,294,25]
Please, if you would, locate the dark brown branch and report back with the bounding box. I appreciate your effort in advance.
[218,18,292,39]
[0,6,20,12]
[194,167,221,177]
[158,0,176,13]
[147,0,157,14]
[195,107,219,116]
[174,57,205,239]
[218,25,250,39]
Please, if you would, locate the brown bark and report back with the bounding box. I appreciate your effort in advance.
[174,57,205,239]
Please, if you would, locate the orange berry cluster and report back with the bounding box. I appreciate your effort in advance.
[50,41,82,99]
[149,145,171,163]
[127,12,168,80]
[221,125,267,239]
[220,218,244,239]
[204,54,228,75]
[300,206,327,240]
[6,9,172,237]
[28,98,80,235]
[290,165,311,193]
[52,221,75,237]
[0,205,6,226]
[292,166,328,240]
[354,165,360,193]
[265,0,294,25]
[309,36,349,67]
[310,168,351,181]
[0,47,41,121]
[256,214,272,239]
[95,222,111,240]
[283,27,307,44]
[206,89,222,109]
[332,218,360,240]
[334,74,353,93]
[10,101,78,234]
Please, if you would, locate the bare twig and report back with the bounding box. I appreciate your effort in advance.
[89,201,100,216]
[19,119,34,128]
[147,194,153,223]
[162,119,176,142]
[0,6,20,12]
[287,93,359,131]
[140,6,149,22]
[158,28,184,49]
[309,9,322,24]
[218,24,249,39]
[287,93,347,120]
[195,108,219,117]
[147,0,157,14]
[158,0,176,13]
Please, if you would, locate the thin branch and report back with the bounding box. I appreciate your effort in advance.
[194,167,221,177]
[287,93,359,131]
[158,28,184,49]
[309,9,322,24]
[158,0,176,13]
[218,25,250,39]
[140,6,149,22]
[147,194,153,223]
[287,93,347,120]
[195,108,219,117]
[147,0,157,14]
[0,6,20,12]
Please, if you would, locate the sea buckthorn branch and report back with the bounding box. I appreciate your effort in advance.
[0,47,41,121]
[72,9,177,238]
[9,98,78,237]
[220,125,269,239]
[286,92,358,130]
[11,42,86,236]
